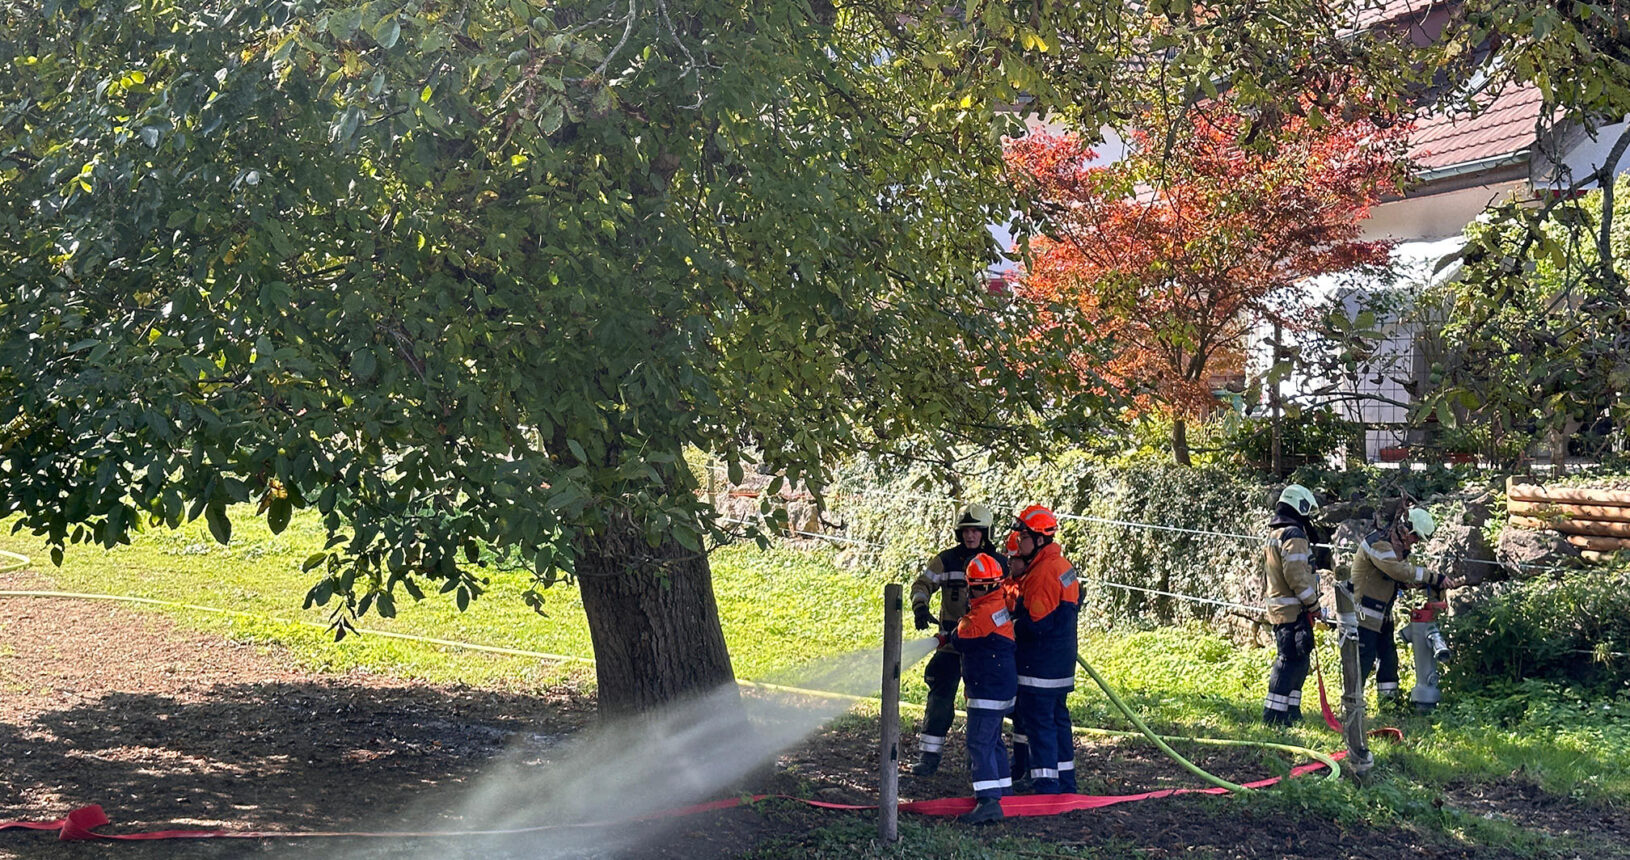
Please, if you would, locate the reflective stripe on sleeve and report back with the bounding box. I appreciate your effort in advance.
[922,568,941,583]
[1017,675,1075,689]
[1269,597,1303,606]
[965,696,1017,711]
[1284,552,1310,563]
[1362,541,1396,560]
[1297,586,1318,603]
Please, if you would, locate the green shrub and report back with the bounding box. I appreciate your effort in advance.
[823,449,1525,638]
[1214,409,1365,474]
[828,451,1272,628]
[1288,460,1474,508]
[1449,569,1630,691]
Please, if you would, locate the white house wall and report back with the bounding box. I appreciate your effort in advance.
[1537,116,1630,190]
[1360,181,1527,242]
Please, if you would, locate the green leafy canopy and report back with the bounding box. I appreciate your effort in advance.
[0,0,1126,622]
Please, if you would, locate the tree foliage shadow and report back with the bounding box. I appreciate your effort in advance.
[0,679,602,857]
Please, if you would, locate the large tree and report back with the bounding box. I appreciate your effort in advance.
[0,0,1108,715]
[0,0,1423,714]
[1005,95,1409,465]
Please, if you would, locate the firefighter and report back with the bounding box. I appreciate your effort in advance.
[1340,506,1462,774]
[909,503,1007,777]
[1009,505,1080,794]
[1261,484,1324,726]
[1375,611,1404,710]
[941,552,1016,825]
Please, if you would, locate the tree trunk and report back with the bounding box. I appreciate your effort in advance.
[1270,322,1284,477]
[1172,417,1192,466]
[577,512,737,718]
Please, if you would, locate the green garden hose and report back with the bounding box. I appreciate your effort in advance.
[1075,653,1248,791]
[1074,652,1342,787]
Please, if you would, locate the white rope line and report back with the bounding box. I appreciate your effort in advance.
[792,473,1604,579]
[715,516,880,547]
[1086,580,1264,614]
[1053,510,1270,545]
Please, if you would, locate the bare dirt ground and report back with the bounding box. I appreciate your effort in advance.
[2,567,1623,859]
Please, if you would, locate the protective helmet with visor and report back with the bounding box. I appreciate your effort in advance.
[1402,507,1436,540]
[1277,484,1318,517]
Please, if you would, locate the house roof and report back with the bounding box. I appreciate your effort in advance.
[1408,83,1543,173]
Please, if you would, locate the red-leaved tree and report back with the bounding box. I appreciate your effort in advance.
[1006,96,1410,465]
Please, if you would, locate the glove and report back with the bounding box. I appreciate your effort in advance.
[934,632,951,648]
[913,604,936,631]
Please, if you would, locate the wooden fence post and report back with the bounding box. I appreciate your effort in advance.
[879,583,902,842]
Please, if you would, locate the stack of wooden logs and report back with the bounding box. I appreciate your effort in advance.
[1508,477,1630,560]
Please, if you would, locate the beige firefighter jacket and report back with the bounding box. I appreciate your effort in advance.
[911,545,1000,653]
[1263,521,1322,625]
[1349,530,1439,632]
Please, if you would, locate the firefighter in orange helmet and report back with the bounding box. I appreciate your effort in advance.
[939,552,1016,824]
[1007,505,1080,794]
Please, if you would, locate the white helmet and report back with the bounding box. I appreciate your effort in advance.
[1277,484,1318,516]
[955,503,994,531]
[1403,507,1436,540]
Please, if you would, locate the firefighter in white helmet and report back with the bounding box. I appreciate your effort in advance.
[908,503,1007,777]
[1339,505,1462,774]
[1261,484,1326,725]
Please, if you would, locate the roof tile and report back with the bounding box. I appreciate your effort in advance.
[1409,83,1543,171]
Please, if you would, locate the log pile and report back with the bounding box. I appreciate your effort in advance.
[1507,478,1630,559]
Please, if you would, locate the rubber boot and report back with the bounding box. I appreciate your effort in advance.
[957,797,1004,826]
[911,751,941,777]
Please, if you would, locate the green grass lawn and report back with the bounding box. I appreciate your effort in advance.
[3,508,1626,856]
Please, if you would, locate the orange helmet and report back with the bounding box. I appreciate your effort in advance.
[1004,529,1020,554]
[1015,505,1059,537]
[966,552,1004,585]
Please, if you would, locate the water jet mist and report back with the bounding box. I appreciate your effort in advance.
[376,635,934,859]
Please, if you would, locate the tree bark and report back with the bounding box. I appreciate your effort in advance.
[577,512,737,718]
[1271,321,1284,477]
[1172,417,1192,466]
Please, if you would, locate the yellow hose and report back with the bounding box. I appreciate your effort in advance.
[0,549,29,575]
